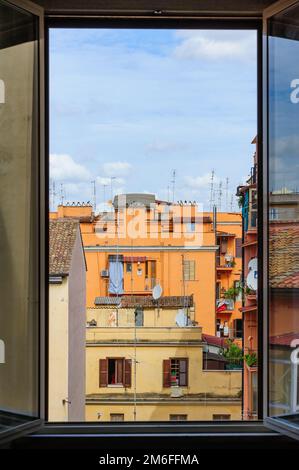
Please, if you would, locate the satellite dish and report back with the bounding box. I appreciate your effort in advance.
[152,284,162,300]
[247,258,258,291]
[248,257,258,271]
[176,309,188,327]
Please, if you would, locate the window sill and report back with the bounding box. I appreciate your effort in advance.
[12,422,299,450]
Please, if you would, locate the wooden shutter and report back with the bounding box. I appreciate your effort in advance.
[235,238,242,258]
[99,358,108,387]
[189,261,195,280]
[179,359,188,386]
[124,359,132,388]
[220,238,227,254]
[163,359,171,388]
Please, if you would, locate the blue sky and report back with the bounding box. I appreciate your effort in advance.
[49,28,257,211]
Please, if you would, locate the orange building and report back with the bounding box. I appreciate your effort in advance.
[237,137,258,420]
[50,194,242,337]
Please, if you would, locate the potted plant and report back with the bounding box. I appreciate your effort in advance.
[223,340,243,369]
[244,352,257,368]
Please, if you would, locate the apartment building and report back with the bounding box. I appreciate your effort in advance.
[85,296,242,422]
[49,219,86,421]
[237,137,258,419]
[50,195,242,339]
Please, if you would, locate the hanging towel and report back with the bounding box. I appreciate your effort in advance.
[109,259,124,295]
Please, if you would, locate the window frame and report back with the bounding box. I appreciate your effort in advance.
[7,8,278,447]
[0,0,45,445]
[44,11,264,428]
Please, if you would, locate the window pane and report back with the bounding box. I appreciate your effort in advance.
[49,28,256,422]
[268,3,299,420]
[0,0,39,422]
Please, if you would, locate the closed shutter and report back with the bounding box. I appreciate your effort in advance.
[183,260,195,281]
[163,359,171,387]
[235,238,242,258]
[179,359,188,386]
[124,359,132,388]
[99,358,108,387]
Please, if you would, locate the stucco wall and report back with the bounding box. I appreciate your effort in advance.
[85,402,241,422]
[48,278,69,421]
[86,343,241,398]
[68,228,86,421]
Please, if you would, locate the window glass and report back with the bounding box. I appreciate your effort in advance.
[268,3,299,420]
[49,28,256,422]
[0,0,39,425]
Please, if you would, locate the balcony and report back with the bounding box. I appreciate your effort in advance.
[216,254,235,270]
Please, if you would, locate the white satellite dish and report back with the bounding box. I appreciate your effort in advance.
[247,258,258,291]
[248,257,258,271]
[152,284,163,300]
[176,309,188,327]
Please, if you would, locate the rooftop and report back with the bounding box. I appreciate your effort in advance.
[49,219,80,276]
[94,295,194,308]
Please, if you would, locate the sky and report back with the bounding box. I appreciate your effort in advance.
[49,28,257,212]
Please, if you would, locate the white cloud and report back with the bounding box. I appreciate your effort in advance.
[96,176,125,186]
[102,161,132,176]
[184,172,220,190]
[174,31,256,62]
[50,154,91,181]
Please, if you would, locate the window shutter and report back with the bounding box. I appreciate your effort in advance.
[179,359,188,386]
[99,358,108,387]
[235,238,242,258]
[163,359,171,388]
[124,359,132,388]
[189,261,195,280]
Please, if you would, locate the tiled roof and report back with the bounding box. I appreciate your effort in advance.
[49,219,79,275]
[94,295,194,308]
[94,297,121,306]
[269,225,299,288]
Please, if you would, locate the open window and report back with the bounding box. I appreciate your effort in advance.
[0,0,44,443]
[263,0,299,440]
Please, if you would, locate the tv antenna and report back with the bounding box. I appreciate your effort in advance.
[218,181,223,211]
[59,183,65,206]
[225,177,229,212]
[91,180,96,213]
[171,169,176,203]
[209,169,215,212]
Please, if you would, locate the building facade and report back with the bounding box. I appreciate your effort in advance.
[237,137,258,420]
[49,219,86,421]
[85,296,242,422]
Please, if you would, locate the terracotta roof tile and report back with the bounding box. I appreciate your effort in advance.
[94,295,194,308]
[269,225,299,288]
[49,219,79,276]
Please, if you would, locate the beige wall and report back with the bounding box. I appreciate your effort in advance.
[49,278,69,421]
[86,342,241,398]
[86,402,241,422]
[87,306,196,328]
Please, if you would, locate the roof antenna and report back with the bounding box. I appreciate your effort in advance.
[171,169,176,204]
[218,181,222,212]
[209,169,215,212]
[59,183,65,206]
[91,180,96,213]
[225,177,229,212]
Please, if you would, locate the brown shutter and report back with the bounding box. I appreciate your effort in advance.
[124,359,132,388]
[99,358,108,387]
[163,359,171,388]
[235,238,242,258]
[179,359,188,386]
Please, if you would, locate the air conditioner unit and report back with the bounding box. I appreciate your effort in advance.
[101,269,109,277]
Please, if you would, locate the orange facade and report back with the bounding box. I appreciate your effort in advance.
[50,197,242,337]
[237,137,258,419]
